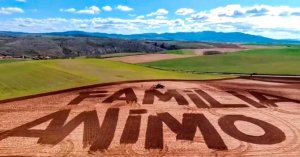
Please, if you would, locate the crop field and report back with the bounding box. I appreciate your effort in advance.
[105,47,246,64]
[1,46,300,157]
[0,58,225,100]
[2,0,300,155]
[164,49,196,55]
[0,77,300,156]
[98,52,145,58]
[141,47,300,75]
[105,53,196,63]
[0,59,25,64]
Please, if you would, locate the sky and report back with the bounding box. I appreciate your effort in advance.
[0,0,300,39]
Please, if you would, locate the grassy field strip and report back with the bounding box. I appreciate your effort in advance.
[0,59,227,100]
[141,47,300,75]
[0,59,26,64]
[99,52,145,58]
[164,49,196,55]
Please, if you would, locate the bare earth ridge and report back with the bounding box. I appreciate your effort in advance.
[0,78,299,156]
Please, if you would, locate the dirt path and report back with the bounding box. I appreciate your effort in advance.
[0,78,300,156]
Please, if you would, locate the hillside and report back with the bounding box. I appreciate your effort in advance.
[141,47,300,75]
[1,31,299,44]
[0,59,225,100]
[0,36,240,58]
[0,37,166,58]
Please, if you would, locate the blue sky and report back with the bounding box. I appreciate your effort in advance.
[1,0,300,39]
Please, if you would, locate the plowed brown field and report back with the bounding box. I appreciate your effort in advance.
[106,53,195,63]
[0,77,300,156]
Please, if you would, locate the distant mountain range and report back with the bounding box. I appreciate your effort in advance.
[0,31,299,44]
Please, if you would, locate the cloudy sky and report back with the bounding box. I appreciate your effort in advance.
[0,0,300,39]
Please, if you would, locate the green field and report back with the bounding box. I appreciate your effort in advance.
[0,59,25,64]
[99,53,145,58]
[141,47,300,75]
[164,49,195,55]
[2,47,299,101]
[0,58,225,100]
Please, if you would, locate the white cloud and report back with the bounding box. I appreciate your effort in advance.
[102,6,112,11]
[0,7,24,14]
[116,5,133,11]
[155,16,167,19]
[60,6,100,15]
[128,14,136,17]
[136,15,145,19]
[60,8,76,13]
[16,0,26,2]
[186,4,300,39]
[1,17,183,35]
[2,5,300,39]
[175,8,195,15]
[77,6,100,14]
[147,9,168,16]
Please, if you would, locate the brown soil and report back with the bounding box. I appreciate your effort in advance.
[0,78,300,156]
[105,44,283,64]
[106,53,195,63]
[106,48,246,64]
[241,45,285,49]
[193,48,245,55]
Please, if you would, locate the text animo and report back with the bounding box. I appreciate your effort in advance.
[1,88,299,152]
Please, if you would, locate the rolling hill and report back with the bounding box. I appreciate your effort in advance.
[0,58,225,100]
[0,36,240,58]
[141,46,300,75]
[1,31,299,44]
